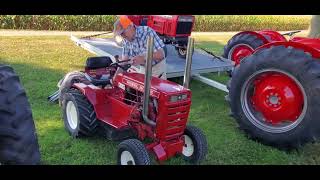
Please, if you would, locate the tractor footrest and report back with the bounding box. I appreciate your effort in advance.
[98,123,135,141]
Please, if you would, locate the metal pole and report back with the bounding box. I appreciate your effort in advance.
[142,36,156,127]
[183,37,194,89]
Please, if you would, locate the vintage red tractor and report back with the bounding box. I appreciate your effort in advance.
[225,30,320,149]
[126,15,195,58]
[223,30,306,67]
[60,37,207,164]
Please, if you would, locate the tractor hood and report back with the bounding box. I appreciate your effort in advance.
[114,72,190,98]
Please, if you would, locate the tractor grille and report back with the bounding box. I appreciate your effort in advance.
[176,22,193,35]
[162,101,190,141]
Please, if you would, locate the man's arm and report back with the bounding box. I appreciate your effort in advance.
[132,28,165,65]
[121,42,130,61]
[132,49,164,65]
[149,27,165,61]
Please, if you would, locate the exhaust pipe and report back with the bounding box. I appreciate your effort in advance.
[142,36,156,127]
[183,37,194,89]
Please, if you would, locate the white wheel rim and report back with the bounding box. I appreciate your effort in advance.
[66,101,78,130]
[120,151,135,165]
[182,135,194,157]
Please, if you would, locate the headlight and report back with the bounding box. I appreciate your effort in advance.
[178,16,193,22]
[170,94,188,102]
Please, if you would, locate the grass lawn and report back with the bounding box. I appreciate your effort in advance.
[1,32,319,165]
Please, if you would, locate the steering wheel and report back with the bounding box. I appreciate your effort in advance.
[110,55,132,71]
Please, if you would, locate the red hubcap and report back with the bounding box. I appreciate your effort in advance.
[250,72,304,125]
[231,45,254,66]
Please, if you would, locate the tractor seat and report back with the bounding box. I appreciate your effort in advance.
[90,77,111,87]
[85,56,113,69]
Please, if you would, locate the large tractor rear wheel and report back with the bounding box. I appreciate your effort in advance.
[223,33,265,66]
[62,88,98,138]
[223,33,265,76]
[0,65,40,165]
[229,45,320,149]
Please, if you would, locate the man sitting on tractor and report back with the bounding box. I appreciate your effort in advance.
[113,15,167,79]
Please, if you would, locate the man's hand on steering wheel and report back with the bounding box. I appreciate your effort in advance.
[111,55,132,71]
[132,55,145,66]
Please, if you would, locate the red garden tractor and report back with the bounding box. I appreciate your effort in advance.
[224,30,320,149]
[126,15,195,59]
[60,37,207,164]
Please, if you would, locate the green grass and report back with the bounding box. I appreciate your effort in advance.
[0,34,320,165]
[0,15,311,32]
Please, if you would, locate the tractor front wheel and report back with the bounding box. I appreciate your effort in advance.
[182,125,208,164]
[117,139,151,165]
[229,45,320,149]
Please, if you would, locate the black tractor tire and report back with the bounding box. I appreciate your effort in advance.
[182,125,208,164]
[0,65,40,165]
[229,45,320,150]
[223,33,265,76]
[62,88,98,138]
[176,47,194,59]
[117,139,151,165]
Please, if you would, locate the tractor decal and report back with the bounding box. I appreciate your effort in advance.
[122,78,160,98]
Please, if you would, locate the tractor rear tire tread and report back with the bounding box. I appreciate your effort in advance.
[0,65,40,165]
[62,88,98,138]
[229,45,320,150]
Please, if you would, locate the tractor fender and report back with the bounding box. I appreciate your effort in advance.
[72,83,103,105]
[257,30,287,42]
[232,31,270,44]
[254,41,320,59]
[71,83,111,122]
